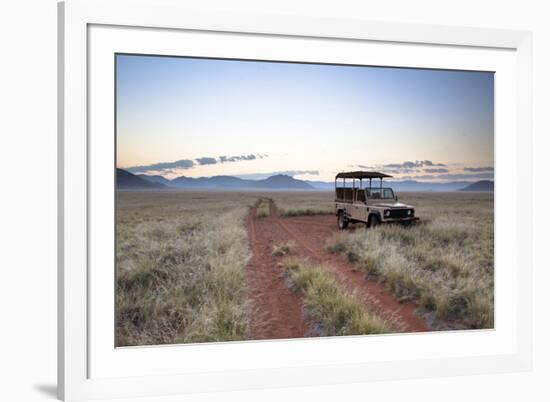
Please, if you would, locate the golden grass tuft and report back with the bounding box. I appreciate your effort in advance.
[255,198,271,218]
[281,257,389,336]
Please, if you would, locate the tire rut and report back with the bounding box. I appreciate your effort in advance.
[245,203,309,340]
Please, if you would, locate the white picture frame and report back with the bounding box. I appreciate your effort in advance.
[58,0,533,400]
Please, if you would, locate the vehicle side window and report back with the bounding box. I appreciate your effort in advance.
[366,188,393,199]
[366,189,381,198]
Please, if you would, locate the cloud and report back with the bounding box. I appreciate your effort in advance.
[423,160,446,167]
[126,153,267,174]
[196,157,217,165]
[126,159,195,173]
[350,160,446,174]
[463,166,494,172]
[219,155,240,162]
[399,172,494,181]
[384,168,416,174]
[423,168,449,173]
[219,154,267,163]
[383,160,446,169]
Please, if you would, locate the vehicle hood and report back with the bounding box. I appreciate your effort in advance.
[369,201,413,209]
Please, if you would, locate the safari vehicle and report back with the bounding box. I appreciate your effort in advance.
[335,171,418,229]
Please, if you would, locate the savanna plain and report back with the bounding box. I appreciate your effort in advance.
[116,190,493,346]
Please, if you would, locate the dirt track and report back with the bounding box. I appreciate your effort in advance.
[245,200,428,340]
[245,203,308,340]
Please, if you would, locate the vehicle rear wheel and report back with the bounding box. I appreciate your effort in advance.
[368,214,380,228]
[337,212,349,230]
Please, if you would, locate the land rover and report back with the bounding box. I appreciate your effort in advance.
[335,171,418,229]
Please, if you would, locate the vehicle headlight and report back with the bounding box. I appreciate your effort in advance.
[408,209,414,216]
[384,210,390,217]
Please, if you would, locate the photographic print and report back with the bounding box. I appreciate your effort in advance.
[115,54,494,347]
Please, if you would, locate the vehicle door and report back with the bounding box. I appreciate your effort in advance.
[351,188,368,222]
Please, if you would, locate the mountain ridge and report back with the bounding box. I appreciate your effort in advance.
[117,169,166,189]
[119,170,313,190]
[459,180,494,192]
[117,169,494,192]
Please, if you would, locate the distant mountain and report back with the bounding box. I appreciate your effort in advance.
[117,169,166,189]
[459,180,494,192]
[137,174,173,187]
[170,174,313,190]
[124,172,491,192]
[260,174,314,189]
[171,175,250,189]
[305,179,471,192]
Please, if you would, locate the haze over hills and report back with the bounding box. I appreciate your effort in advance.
[386,180,472,192]
[304,179,479,192]
[117,169,494,192]
[120,169,313,190]
[459,180,494,192]
[117,169,166,189]
[137,174,173,187]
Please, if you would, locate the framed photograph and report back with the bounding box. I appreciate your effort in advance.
[58,0,533,400]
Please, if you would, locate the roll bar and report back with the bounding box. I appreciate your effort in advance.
[335,171,392,190]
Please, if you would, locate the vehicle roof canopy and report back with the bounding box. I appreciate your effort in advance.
[335,171,393,179]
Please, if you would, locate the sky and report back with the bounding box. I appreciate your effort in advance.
[116,54,494,183]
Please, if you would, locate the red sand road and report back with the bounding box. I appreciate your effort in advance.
[245,201,428,340]
[245,206,309,340]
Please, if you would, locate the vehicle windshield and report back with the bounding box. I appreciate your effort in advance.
[366,187,395,199]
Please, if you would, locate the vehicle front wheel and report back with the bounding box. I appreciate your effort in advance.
[368,214,380,228]
[337,212,349,230]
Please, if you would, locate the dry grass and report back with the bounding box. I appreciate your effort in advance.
[326,192,494,329]
[256,198,271,218]
[116,189,494,346]
[270,191,333,216]
[116,191,254,346]
[281,257,389,336]
[272,240,297,257]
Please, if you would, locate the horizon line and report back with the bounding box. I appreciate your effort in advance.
[117,168,493,184]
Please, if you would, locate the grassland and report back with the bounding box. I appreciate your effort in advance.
[269,191,333,216]
[116,189,494,346]
[116,191,257,346]
[326,192,494,328]
[280,257,389,336]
